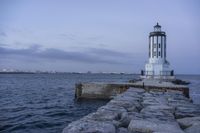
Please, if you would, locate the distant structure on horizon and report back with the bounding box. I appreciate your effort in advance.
[141,23,174,79]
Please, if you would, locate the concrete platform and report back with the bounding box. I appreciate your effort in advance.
[75,80,189,100]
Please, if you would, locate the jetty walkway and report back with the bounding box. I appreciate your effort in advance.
[63,80,200,133]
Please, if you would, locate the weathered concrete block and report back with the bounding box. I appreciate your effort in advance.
[75,81,189,100]
[75,83,129,99]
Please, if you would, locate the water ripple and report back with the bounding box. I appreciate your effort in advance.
[1,74,199,133]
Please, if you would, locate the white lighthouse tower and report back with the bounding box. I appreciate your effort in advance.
[141,23,174,79]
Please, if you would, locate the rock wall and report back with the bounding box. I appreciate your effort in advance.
[63,87,200,133]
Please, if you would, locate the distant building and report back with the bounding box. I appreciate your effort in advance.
[141,23,174,79]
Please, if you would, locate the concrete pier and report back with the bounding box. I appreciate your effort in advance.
[63,80,200,133]
[75,80,189,100]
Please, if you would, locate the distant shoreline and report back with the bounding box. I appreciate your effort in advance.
[0,72,35,74]
[0,72,138,75]
[0,72,199,76]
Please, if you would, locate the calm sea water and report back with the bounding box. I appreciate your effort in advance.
[0,74,199,133]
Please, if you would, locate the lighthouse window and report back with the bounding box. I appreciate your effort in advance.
[153,52,157,56]
[153,44,157,48]
[159,43,160,48]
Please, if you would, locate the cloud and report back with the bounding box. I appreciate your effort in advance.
[0,44,133,65]
[58,33,77,40]
[87,47,131,57]
[0,32,6,37]
[0,43,8,47]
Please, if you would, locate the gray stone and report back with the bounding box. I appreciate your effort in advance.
[149,91,165,95]
[140,105,175,121]
[143,105,175,113]
[175,105,200,119]
[127,106,138,112]
[177,116,200,129]
[98,104,126,114]
[109,99,137,109]
[140,110,175,122]
[62,120,116,133]
[128,119,184,133]
[143,92,153,97]
[63,85,199,133]
[142,99,161,107]
[128,87,145,93]
[117,111,142,128]
[184,124,200,133]
[83,104,127,122]
[115,95,141,101]
[117,127,130,133]
[118,111,130,127]
[142,96,168,107]
[153,131,175,133]
[85,110,120,122]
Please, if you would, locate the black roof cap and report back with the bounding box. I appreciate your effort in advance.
[154,22,161,28]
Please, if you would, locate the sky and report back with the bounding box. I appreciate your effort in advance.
[0,0,199,74]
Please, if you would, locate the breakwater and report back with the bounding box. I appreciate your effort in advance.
[63,80,200,133]
[75,80,189,100]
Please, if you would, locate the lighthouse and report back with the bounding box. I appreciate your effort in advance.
[141,23,174,79]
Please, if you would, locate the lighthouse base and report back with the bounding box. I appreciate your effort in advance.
[141,62,175,80]
[140,75,175,80]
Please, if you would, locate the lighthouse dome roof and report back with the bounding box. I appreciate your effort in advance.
[154,23,161,28]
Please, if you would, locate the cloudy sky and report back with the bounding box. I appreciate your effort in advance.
[0,0,199,74]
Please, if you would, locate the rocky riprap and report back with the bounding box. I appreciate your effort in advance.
[62,88,200,133]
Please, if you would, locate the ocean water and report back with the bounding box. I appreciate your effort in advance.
[0,73,136,133]
[0,74,199,133]
[176,75,200,104]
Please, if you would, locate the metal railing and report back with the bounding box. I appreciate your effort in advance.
[141,70,174,76]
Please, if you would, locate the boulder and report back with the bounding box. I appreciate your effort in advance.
[128,119,184,133]
[83,104,127,122]
[140,110,175,122]
[127,87,145,94]
[62,120,116,133]
[98,104,126,114]
[143,105,175,113]
[117,127,130,133]
[142,99,161,107]
[85,110,120,122]
[175,105,200,119]
[177,116,200,129]
[109,99,137,109]
[184,124,200,133]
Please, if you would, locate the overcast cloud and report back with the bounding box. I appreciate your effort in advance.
[0,44,133,64]
[0,0,199,74]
